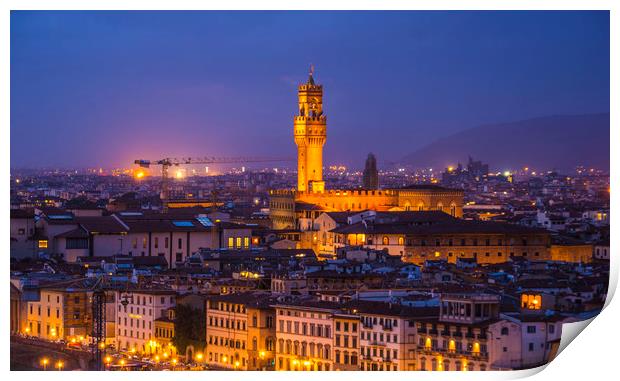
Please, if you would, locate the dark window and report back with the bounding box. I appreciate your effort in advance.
[66,238,88,249]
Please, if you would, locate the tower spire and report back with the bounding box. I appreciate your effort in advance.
[308,64,315,85]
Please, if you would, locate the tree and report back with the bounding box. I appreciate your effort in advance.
[172,304,205,354]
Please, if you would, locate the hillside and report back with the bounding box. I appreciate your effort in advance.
[399,113,610,171]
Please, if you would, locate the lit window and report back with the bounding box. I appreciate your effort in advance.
[38,240,48,249]
[228,237,234,249]
[521,294,542,310]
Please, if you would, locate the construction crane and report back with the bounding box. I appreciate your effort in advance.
[134,156,292,209]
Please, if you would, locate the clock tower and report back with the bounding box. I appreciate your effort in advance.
[294,66,326,192]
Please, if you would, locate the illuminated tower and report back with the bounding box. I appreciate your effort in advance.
[294,66,326,192]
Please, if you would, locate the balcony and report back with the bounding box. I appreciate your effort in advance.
[417,346,436,354]
[381,325,393,331]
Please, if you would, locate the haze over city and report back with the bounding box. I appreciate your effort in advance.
[10,11,609,169]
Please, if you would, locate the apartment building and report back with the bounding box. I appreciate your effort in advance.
[332,312,360,370]
[274,301,338,371]
[115,289,176,354]
[205,293,277,370]
[356,302,436,371]
[26,286,90,341]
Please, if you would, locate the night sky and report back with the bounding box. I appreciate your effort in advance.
[10,11,609,169]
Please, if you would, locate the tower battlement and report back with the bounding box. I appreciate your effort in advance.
[294,115,327,122]
[298,84,323,91]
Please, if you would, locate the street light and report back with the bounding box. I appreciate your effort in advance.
[105,356,112,369]
[56,361,64,371]
[195,353,203,362]
[41,357,49,371]
[171,358,178,371]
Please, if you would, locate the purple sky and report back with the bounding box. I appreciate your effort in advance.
[10,11,610,169]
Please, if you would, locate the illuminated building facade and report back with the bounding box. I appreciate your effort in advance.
[153,308,177,357]
[333,313,360,371]
[274,303,336,371]
[205,294,277,370]
[403,222,552,265]
[115,289,176,355]
[269,70,463,230]
[26,288,91,341]
[358,308,418,371]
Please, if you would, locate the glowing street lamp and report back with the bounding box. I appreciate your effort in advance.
[105,356,112,369]
[41,357,49,371]
[56,361,64,371]
[171,358,178,370]
[195,353,203,362]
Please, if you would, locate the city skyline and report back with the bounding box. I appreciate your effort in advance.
[10,11,610,169]
[9,9,611,373]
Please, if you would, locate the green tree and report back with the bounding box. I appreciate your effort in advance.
[172,304,205,354]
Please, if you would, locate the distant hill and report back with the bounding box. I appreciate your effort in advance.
[400,113,609,171]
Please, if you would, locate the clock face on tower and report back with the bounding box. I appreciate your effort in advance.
[308,97,321,114]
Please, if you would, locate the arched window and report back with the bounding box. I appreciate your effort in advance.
[501,327,509,335]
[398,237,404,246]
[252,337,257,350]
[383,236,389,245]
